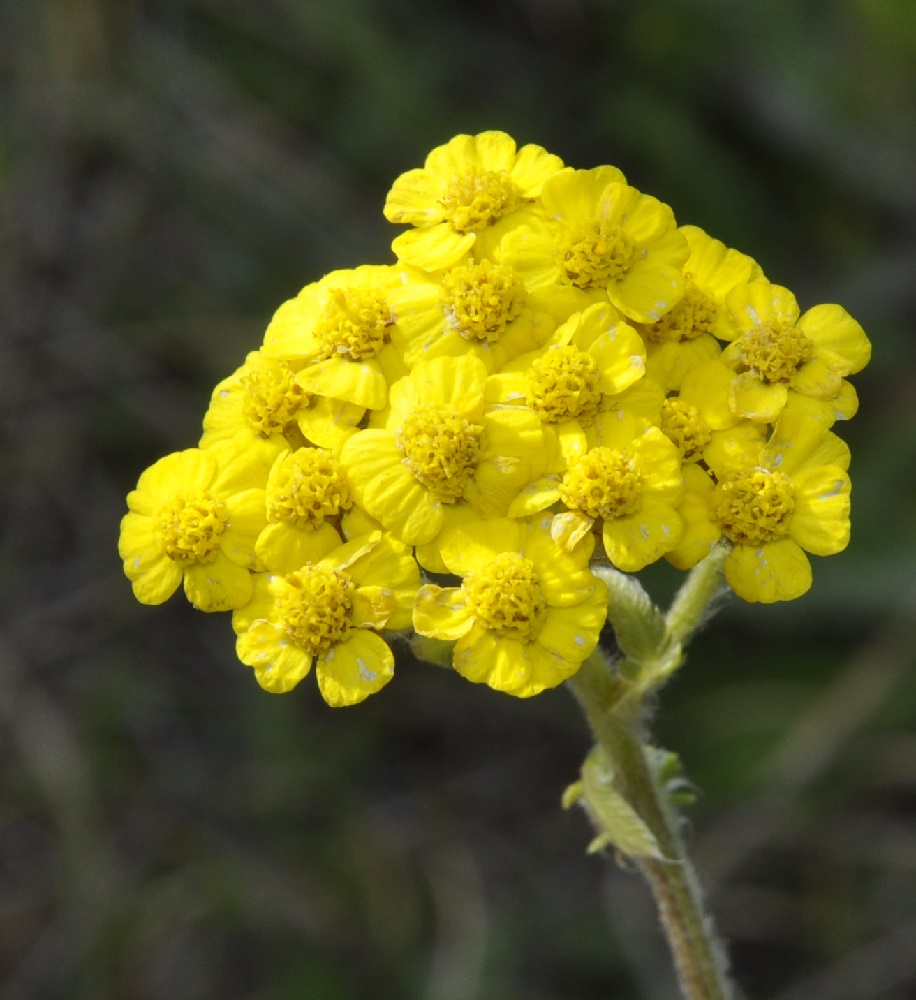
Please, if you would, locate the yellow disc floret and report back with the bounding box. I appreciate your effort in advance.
[154,492,229,563]
[440,259,525,342]
[439,168,520,233]
[713,469,796,545]
[741,323,814,384]
[312,285,392,361]
[559,448,644,520]
[242,359,307,436]
[274,565,356,654]
[397,403,484,501]
[463,551,547,641]
[560,220,636,289]
[660,397,711,462]
[266,449,352,528]
[525,346,603,425]
[642,282,716,344]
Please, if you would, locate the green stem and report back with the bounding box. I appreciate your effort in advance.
[665,541,730,649]
[567,652,735,1000]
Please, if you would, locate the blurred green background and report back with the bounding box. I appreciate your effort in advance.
[2,1,915,998]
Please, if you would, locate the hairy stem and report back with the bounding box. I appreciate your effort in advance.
[567,652,735,1000]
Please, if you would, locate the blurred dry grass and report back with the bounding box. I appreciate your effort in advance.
[2,1,916,998]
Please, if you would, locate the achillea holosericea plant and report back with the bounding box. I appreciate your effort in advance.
[119,131,871,1000]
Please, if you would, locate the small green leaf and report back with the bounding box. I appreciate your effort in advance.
[594,567,668,663]
[580,751,663,860]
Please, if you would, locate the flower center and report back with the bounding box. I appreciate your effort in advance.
[440,259,525,342]
[266,448,352,528]
[312,285,392,361]
[642,282,716,344]
[273,565,356,654]
[439,168,520,233]
[713,469,795,545]
[660,398,711,462]
[463,551,547,641]
[525,346,602,425]
[396,403,484,502]
[740,323,814,383]
[560,220,636,289]
[242,360,308,436]
[154,493,229,563]
[559,447,644,520]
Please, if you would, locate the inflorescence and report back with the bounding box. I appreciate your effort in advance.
[120,131,871,707]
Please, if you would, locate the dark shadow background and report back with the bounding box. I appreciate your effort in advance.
[2,2,916,998]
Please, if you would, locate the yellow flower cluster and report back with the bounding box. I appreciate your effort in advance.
[119,131,871,706]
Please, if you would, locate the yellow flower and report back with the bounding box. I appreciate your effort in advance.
[119,448,266,611]
[233,531,421,705]
[255,447,352,574]
[707,409,852,603]
[387,258,565,373]
[261,265,408,411]
[340,355,545,547]
[636,225,762,391]
[551,415,685,571]
[720,281,871,423]
[384,131,565,271]
[488,302,660,478]
[497,168,689,323]
[200,351,364,487]
[413,517,608,697]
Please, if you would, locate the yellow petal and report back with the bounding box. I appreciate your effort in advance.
[535,582,608,662]
[549,511,594,551]
[728,371,788,422]
[724,539,812,603]
[507,477,561,518]
[297,357,388,410]
[798,303,871,373]
[438,518,523,576]
[129,552,183,606]
[609,254,686,324]
[221,489,267,568]
[509,143,566,197]
[383,168,445,225]
[454,631,532,694]
[237,621,313,693]
[255,521,341,575]
[680,359,737,430]
[392,224,475,271]
[297,397,365,450]
[316,631,395,706]
[726,281,798,333]
[789,466,851,556]
[183,556,253,612]
[413,585,475,640]
[602,499,684,572]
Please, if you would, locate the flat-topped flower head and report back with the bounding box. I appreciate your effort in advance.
[388,258,561,373]
[233,531,421,705]
[262,266,407,412]
[384,131,565,271]
[498,169,689,324]
[255,447,352,574]
[340,355,545,548]
[637,226,763,391]
[119,448,266,611]
[704,409,853,603]
[413,517,608,697]
[720,280,871,424]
